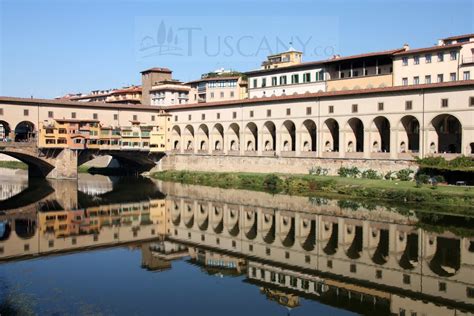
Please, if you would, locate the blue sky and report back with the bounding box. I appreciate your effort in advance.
[1,0,473,98]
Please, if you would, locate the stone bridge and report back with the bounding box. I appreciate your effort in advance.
[0,141,165,179]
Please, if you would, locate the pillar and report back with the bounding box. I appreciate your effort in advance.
[47,148,78,180]
[363,129,370,158]
[390,127,398,159]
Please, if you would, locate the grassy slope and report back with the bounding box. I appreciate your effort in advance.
[151,170,474,215]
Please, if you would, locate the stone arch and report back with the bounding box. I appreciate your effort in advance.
[244,122,258,151]
[211,123,224,151]
[322,119,339,152]
[399,115,420,153]
[429,114,462,153]
[280,120,296,152]
[346,118,364,152]
[183,125,195,151]
[171,126,181,150]
[262,121,276,151]
[372,116,391,153]
[227,123,240,151]
[323,222,338,255]
[14,219,36,239]
[300,120,317,152]
[0,221,11,241]
[470,142,474,154]
[429,237,460,277]
[14,121,35,142]
[197,124,209,151]
[0,120,11,140]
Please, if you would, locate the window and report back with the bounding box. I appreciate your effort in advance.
[286,108,291,116]
[450,72,456,81]
[350,264,356,273]
[439,282,447,292]
[441,98,448,108]
[174,115,178,122]
[376,270,382,279]
[114,114,118,120]
[266,109,271,117]
[280,75,287,85]
[151,115,155,121]
[24,109,29,116]
[425,53,432,63]
[425,75,431,84]
[232,240,236,248]
[249,244,253,251]
[402,77,408,86]
[271,77,277,86]
[261,78,267,88]
[306,107,312,115]
[414,55,420,65]
[405,100,413,110]
[413,76,419,85]
[402,57,408,66]
[450,51,457,60]
[266,248,271,255]
[403,274,411,284]
[327,260,332,268]
[470,97,474,107]
[285,251,290,259]
[71,112,76,119]
[467,287,474,298]
[201,114,205,120]
[352,104,358,113]
[24,244,30,251]
[378,102,384,111]
[250,110,254,118]
[437,52,444,62]
[253,79,257,88]
[230,91,235,98]
[188,114,192,121]
[220,92,224,98]
[48,111,53,118]
[464,71,471,80]
[93,113,98,120]
[210,92,215,98]
[303,72,311,83]
[437,74,444,83]
[232,112,237,119]
[217,113,220,119]
[133,115,138,121]
[290,276,297,287]
[305,255,310,263]
[328,105,334,113]
[291,74,299,84]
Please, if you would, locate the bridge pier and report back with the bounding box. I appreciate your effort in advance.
[46,149,78,180]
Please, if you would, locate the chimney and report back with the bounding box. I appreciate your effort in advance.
[403,43,410,51]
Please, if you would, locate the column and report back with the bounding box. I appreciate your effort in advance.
[363,129,370,158]
[295,130,302,157]
[390,127,398,159]
[223,132,228,155]
[275,131,281,156]
[338,129,346,158]
[257,130,263,156]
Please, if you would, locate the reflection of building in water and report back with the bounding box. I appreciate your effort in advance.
[188,248,246,276]
[142,240,188,271]
[163,186,474,315]
[0,198,167,260]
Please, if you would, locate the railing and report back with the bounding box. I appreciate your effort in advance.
[462,57,474,64]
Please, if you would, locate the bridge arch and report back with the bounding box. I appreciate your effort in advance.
[14,219,36,239]
[227,123,240,151]
[14,121,35,142]
[0,120,11,140]
[0,149,54,178]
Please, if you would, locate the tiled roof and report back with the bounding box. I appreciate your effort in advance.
[165,80,474,110]
[186,76,241,85]
[441,33,474,41]
[393,43,465,56]
[245,48,405,76]
[140,67,172,73]
[0,96,163,111]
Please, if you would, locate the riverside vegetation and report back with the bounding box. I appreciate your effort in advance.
[152,163,474,216]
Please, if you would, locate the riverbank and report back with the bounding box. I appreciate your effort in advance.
[0,162,90,173]
[151,170,474,215]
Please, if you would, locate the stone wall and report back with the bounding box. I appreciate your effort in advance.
[157,153,418,176]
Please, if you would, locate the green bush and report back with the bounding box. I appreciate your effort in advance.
[338,166,360,178]
[308,166,329,176]
[263,174,282,193]
[415,173,430,184]
[433,175,445,184]
[396,168,414,181]
[361,169,382,179]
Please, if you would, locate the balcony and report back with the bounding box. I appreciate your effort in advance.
[462,56,474,65]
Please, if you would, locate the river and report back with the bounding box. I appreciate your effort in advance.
[0,171,473,315]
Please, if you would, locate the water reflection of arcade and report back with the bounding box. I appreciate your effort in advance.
[161,183,474,316]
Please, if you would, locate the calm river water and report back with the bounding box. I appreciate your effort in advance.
[0,170,473,315]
